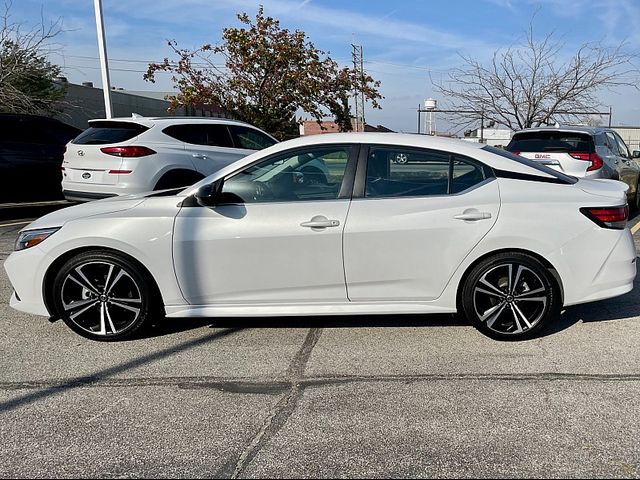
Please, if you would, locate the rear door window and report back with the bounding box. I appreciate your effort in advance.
[163,124,234,148]
[605,132,622,156]
[229,126,277,150]
[72,121,148,145]
[507,131,594,153]
[612,132,631,158]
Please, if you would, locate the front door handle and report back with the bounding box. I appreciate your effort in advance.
[192,154,208,159]
[300,215,340,229]
[454,210,492,221]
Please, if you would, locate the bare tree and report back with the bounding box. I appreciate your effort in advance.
[0,1,65,115]
[433,21,639,131]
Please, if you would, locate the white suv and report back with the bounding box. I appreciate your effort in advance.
[61,116,277,201]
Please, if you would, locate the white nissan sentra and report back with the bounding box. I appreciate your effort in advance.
[4,133,636,341]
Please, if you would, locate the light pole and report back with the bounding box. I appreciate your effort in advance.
[94,0,113,118]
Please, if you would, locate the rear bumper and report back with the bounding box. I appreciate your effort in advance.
[63,190,118,202]
[561,228,637,306]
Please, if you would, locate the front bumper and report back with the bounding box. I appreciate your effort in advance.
[4,247,51,317]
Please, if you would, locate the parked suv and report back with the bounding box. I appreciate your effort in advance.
[61,116,278,201]
[0,114,81,202]
[506,126,640,209]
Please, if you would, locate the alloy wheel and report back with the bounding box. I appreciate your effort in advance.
[60,261,143,337]
[472,263,548,336]
[395,153,408,164]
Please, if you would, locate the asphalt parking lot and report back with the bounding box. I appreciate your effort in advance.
[1,203,640,478]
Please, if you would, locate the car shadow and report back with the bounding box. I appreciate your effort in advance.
[143,312,465,339]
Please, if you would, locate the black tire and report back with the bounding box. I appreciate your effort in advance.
[460,252,560,341]
[154,170,204,191]
[52,251,158,341]
[632,180,640,212]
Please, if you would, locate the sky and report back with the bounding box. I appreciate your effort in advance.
[8,0,640,133]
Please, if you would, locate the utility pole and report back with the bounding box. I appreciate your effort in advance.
[94,0,113,118]
[351,44,365,132]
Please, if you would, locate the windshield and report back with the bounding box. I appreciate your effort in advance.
[482,145,578,184]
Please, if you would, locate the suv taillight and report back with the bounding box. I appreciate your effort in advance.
[580,206,628,229]
[100,146,156,157]
[569,152,603,171]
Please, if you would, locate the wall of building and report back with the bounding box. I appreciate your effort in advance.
[55,83,188,129]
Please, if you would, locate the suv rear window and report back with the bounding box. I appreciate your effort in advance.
[506,131,594,153]
[72,121,148,145]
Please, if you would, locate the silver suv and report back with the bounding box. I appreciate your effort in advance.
[506,126,640,209]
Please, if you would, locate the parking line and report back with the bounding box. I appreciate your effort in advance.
[632,221,640,235]
[0,221,32,228]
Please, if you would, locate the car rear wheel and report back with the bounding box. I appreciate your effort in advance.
[461,253,560,341]
[632,180,640,212]
[52,251,156,341]
[394,153,408,164]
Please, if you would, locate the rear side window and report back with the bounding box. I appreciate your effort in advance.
[229,126,276,150]
[72,122,148,145]
[507,131,594,154]
[163,124,234,148]
[365,147,491,198]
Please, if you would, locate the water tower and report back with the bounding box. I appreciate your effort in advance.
[424,98,437,135]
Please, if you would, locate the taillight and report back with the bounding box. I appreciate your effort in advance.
[569,152,603,171]
[100,146,156,157]
[580,205,628,229]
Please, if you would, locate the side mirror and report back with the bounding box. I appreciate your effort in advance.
[194,179,222,207]
[632,151,640,159]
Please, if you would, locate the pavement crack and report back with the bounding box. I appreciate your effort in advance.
[3,372,640,394]
[227,327,323,479]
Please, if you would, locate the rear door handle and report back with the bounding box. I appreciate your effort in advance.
[192,154,208,159]
[454,211,492,221]
[300,215,340,229]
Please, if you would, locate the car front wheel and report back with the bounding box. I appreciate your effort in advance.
[52,251,156,341]
[461,253,560,341]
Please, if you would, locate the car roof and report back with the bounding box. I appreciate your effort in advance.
[88,115,255,129]
[512,125,610,136]
[270,132,486,153]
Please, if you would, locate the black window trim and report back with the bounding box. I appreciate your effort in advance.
[352,144,495,199]
[188,143,361,207]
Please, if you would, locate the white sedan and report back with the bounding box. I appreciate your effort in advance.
[4,133,636,341]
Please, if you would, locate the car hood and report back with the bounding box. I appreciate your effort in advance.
[577,178,629,202]
[22,194,150,231]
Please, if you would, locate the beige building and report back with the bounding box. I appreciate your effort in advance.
[612,126,640,153]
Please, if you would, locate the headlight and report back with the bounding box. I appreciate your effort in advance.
[15,227,61,251]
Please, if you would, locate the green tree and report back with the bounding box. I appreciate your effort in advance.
[0,2,65,115]
[145,6,382,139]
